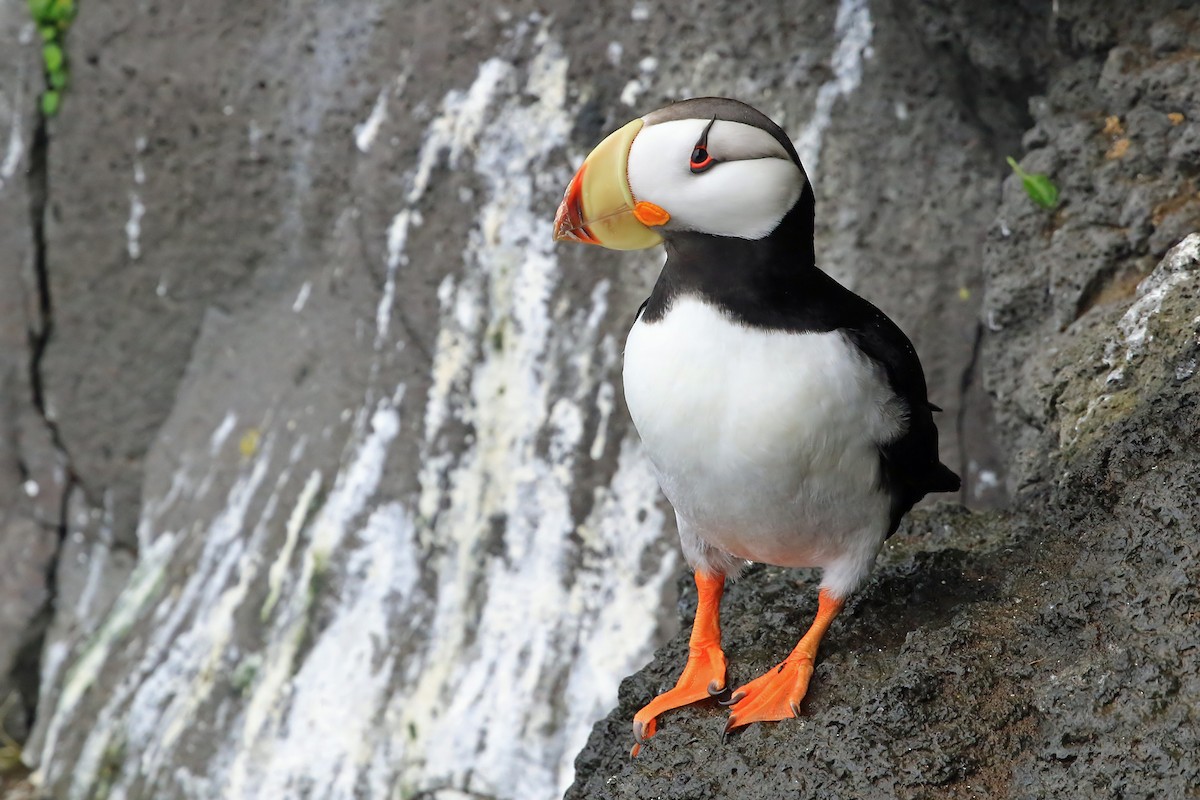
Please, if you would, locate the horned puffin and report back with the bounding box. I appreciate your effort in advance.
[553,97,960,755]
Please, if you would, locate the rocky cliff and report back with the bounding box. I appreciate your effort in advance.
[0,0,1196,799]
[568,1,1200,797]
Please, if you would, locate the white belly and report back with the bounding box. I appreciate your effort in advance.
[622,296,904,573]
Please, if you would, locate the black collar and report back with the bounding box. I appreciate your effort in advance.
[640,183,862,333]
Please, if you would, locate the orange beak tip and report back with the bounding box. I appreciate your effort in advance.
[552,167,599,245]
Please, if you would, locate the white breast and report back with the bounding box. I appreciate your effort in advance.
[622,296,905,589]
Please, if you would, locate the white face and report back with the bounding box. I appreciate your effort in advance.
[626,117,805,240]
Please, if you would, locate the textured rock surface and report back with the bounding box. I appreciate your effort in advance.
[983,0,1200,492]
[568,1,1200,796]
[0,1,66,759]
[568,243,1200,800]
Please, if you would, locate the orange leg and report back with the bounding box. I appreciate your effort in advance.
[725,588,845,731]
[631,571,728,756]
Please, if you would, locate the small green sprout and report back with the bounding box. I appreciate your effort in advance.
[1006,156,1060,210]
[231,656,262,694]
[28,0,76,117]
[0,692,25,775]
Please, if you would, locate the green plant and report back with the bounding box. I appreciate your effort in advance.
[230,656,262,694]
[28,0,77,116]
[92,735,126,800]
[1006,156,1060,210]
[0,693,23,776]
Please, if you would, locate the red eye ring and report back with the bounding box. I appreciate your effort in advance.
[690,146,715,173]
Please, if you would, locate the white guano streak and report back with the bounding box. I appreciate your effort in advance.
[0,88,22,189]
[292,280,312,312]
[0,64,26,191]
[354,87,389,153]
[406,41,595,798]
[126,138,147,260]
[34,23,674,800]
[355,73,406,155]
[51,430,279,799]
[125,194,145,260]
[209,411,238,455]
[394,30,671,800]
[1102,233,1200,385]
[794,0,873,174]
[375,208,417,348]
[225,405,403,800]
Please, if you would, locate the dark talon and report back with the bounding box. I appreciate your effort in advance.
[632,720,646,742]
[718,690,745,707]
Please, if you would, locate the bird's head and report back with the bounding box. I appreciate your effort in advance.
[553,97,810,250]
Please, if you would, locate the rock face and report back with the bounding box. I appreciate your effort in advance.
[1,1,1194,800]
[568,238,1200,798]
[568,1,1200,797]
[0,0,68,766]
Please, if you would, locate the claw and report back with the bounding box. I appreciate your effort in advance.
[708,682,732,706]
[631,716,658,757]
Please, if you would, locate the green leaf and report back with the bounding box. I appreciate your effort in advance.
[39,24,56,41]
[42,42,63,72]
[1006,156,1060,210]
[47,0,75,21]
[28,0,52,22]
[1022,173,1060,209]
[49,69,67,89]
[41,90,60,116]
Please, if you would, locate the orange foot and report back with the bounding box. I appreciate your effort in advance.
[631,570,727,756]
[632,640,727,755]
[723,587,845,733]
[724,655,815,731]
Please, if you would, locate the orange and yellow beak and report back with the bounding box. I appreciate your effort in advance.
[553,118,669,251]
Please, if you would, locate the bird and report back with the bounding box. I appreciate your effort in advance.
[552,97,960,755]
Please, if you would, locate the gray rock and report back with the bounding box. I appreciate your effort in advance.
[0,514,55,738]
[984,0,1200,494]
[0,0,67,749]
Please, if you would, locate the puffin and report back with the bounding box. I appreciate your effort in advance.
[552,97,960,755]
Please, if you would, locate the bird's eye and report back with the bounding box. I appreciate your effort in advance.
[690,146,715,174]
[690,117,718,174]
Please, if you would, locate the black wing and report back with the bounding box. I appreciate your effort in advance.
[836,290,961,535]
